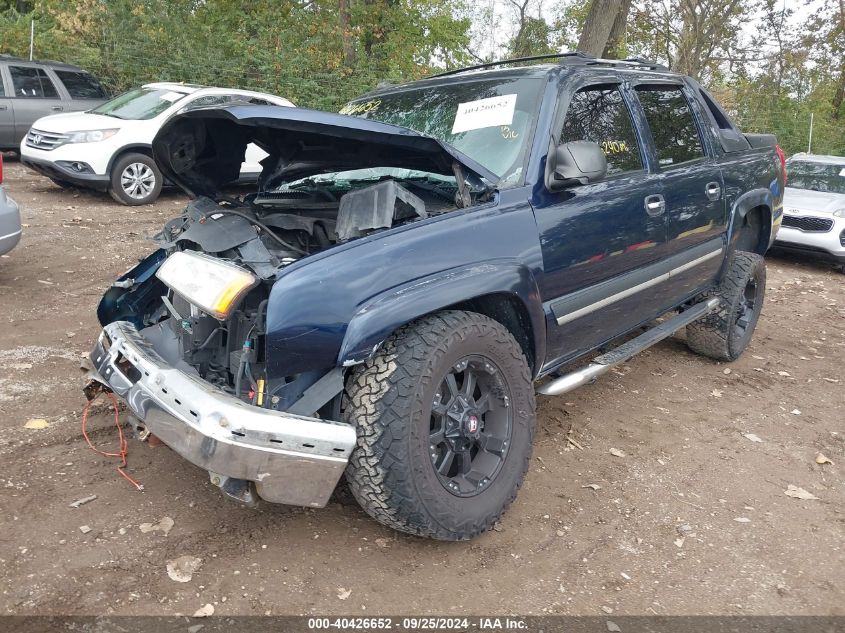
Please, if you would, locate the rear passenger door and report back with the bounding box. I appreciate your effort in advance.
[0,66,14,148]
[533,82,668,366]
[632,84,726,301]
[8,65,66,142]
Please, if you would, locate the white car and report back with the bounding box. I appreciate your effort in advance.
[19,83,294,205]
[775,154,845,270]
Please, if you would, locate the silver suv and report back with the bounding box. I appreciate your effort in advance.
[776,154,845,271]
[0,55,108,151]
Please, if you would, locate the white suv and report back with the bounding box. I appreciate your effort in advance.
[775,154,845,271]
[19,83,294,205]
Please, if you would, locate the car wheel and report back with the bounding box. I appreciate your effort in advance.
[109,153,162,205]
[343,310,535,540]
[686,250,766,362]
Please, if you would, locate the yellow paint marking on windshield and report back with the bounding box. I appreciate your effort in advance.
[339,99,382,116]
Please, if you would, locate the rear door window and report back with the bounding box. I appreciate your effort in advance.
[54,70,107,99]
[560,85,643,177]
[9,66,59,98]
[635,86,705,167]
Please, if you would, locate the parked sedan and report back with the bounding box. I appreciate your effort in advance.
[775,154,845,270]
[0,154,21,256]
[20,83,294,205]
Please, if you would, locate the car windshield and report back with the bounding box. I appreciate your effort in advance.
[339,76,545,186]
[786,160,845,194]
[91,87,191,120]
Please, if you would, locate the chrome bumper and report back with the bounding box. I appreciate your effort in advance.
[87,321,357,508]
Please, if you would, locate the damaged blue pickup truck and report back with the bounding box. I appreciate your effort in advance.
[84,53,785,540]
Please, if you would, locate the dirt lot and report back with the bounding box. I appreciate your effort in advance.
[0,157,842,617]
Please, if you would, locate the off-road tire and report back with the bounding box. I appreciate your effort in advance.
[108,153,162,206]
[686,250,766,361]
[343,310,536,540]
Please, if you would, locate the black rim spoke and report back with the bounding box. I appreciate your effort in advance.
[428,355,512,498]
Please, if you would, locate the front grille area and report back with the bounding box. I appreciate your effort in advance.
[781,215,834,233]
[25,128,69,151]
[840,229,845,247]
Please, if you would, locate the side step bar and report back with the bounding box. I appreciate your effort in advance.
[537,297,720,396]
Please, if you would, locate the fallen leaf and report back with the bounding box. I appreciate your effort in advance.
[24,418,49,430]
[784,485,818,500]
[337,587,352,600]
[733,517,751,523]
[609,448,626,458]
[777,371,791,377]
[674,537,685,548]
[742,433,764,443]
[140,516,174,536]
[582,483,602,490]
[166,555,202,583]
[815,453,832,465]
[374,538,390,548]
[606,621,621,633]
[192,604,214,618]
[711,389,723,398]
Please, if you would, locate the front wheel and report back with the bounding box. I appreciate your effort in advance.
[686,250,766,361]
[343,311,536,540]
[109,153,162,205]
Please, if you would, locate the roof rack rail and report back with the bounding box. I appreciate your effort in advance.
[427,52,668,78]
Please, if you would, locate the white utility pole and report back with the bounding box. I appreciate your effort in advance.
[808,112,814,154]
[29,19,34,60]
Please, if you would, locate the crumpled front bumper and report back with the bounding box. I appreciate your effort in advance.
[86,321,357,508]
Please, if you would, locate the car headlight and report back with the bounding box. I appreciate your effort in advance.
[833,209,845,218]
[155,251,258,321]
[66,129,119,143]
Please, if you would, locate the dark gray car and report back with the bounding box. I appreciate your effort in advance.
[0,55,108,151]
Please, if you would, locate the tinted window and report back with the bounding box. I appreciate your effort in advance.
[9,66,58,98]
[560,86,642,176]
[54,70,106,99]
[636,86,704,167]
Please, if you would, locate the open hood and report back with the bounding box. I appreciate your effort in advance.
[151,105,500,199]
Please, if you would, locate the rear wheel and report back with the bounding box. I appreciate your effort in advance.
[109,153,162,205]
[686,250,766,361]
[343,310,535,540]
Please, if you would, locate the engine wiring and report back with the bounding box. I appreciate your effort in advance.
[200,207,308,256]
[82,390,144,491]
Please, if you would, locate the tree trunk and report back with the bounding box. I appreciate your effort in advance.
[339,0,356,68]
[601,0,632,58]
[577,0,624,57]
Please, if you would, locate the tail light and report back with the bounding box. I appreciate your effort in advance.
[775,144,787,186]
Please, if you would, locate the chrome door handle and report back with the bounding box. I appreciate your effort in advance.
[51,105,64,111]
[644,193,666,217]
[705,181,721,201]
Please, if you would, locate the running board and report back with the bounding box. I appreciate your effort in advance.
[537,297,720,396]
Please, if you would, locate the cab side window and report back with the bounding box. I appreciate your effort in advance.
[635,86,704,167]
[560,86,642,177]
[9,66,58,98]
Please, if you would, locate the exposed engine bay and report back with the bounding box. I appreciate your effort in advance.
[130,174,482,411]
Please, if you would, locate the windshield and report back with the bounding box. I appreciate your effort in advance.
[786,160,845,194]
[91,87,191,120]
[340,76,545,186]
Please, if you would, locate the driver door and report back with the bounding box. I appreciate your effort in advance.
[532,82,668,368]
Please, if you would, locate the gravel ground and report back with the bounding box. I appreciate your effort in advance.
[0,157,842,616]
